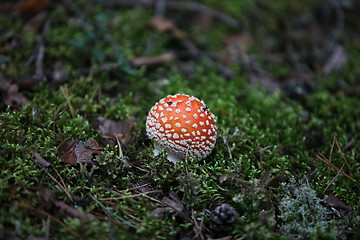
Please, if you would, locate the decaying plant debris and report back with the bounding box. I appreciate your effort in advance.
[0,0,359,239]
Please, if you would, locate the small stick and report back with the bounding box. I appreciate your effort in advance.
[322,163,345,194]
[102,183,151,195]
[192,209,205,240]
[24,205,79,238]
[335,137,352,174]
[316,153,354,181]
[114,133,124,160]
[60,86,75,118]
[43,167,73,201]
[98,190,162,201]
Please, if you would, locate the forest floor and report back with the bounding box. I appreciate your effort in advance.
[0,0,359,239]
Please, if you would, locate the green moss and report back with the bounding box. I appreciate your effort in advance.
[1,0,359,239]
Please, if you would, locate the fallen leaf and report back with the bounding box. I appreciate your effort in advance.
[150,16,186,39]
[98,117,135,147]
[131,53,175,68]
[55,138,80,165]
[23,11,48,34]
[325,193,353,211]
[0,0,49,19]
[150,192,186,220]
[75,139,102,164]
[56,138,102,165]
[3,83,30,110]
[162,191,184,213]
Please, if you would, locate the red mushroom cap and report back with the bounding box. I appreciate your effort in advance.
[146,94,217,163]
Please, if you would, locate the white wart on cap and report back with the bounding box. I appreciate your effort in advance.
[146,94,217,163]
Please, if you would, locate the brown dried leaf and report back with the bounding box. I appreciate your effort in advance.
[325,193,353,211]
[23,11,48,34]
[56,138,102,165]
[150,192,185,220]
[98,117,135,147]
[131,53,175,68]
[3,84,30,109]
[0,0,49,18]
[75,138,102,164]
[56,138,79,165]
[150,16,186,39]
[162,192,184,213]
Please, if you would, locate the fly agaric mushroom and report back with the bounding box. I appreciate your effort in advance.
[146,94,217,163]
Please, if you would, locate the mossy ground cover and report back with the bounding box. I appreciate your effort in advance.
[0,1,359,239]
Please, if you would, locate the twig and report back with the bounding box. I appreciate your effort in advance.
[102,183,151,195]
[89,194,137,228]
[144,0,166,54]
[316,153,354,181]
[342,133,358,152]
[143,194,193,223]
[49,108,67,130]
[192,209,205,240]
[24,205,79,238]
[36,19,51,76]
[329,136,336,162]
[98,190,162,201]
[179,39,234,79]
[256,146,271,165]
[329,0,344,40]
[131,53,175,68]
[222,136,232,159]
[114,133,124,160]
[322,163,345,194]
[334,137,352,174]
[60,86,75,118]
[42,167,73,201]
[26,18,52,82]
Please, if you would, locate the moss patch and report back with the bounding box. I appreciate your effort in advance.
[0,1,359,239]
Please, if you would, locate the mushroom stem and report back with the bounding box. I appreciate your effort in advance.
[153,143,182,164]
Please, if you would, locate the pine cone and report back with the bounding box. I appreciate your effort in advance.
[210,203,240,234]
